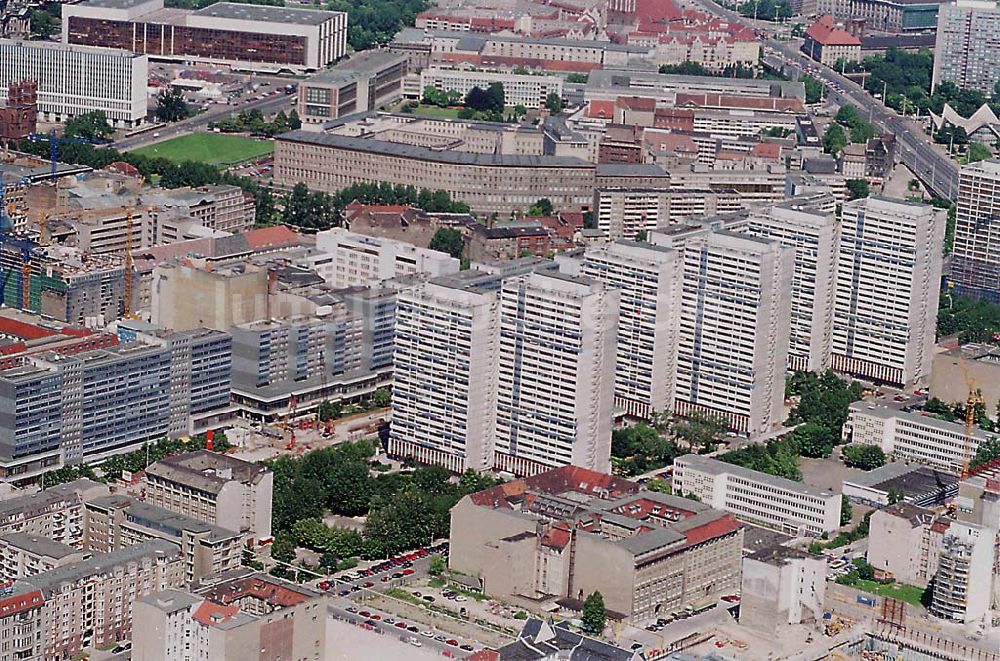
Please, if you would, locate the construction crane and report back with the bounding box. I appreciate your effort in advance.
[27,130,93,182]
[122,177,144,318]
[958,360,984,477]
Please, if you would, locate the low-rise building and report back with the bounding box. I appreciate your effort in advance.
[449,465,744,626]
[420,66,562,109]
[314,227,459,288]
[866,502,946,587]
[841,461,960,507]
[298,51,408,123]
[672,454,841,536]
[0,479,109,545]
[133,573,327,661]
[144,451,273,543]
[84,495,243,583]
[802,15,861,66]
[739,546,827,634]
[0,533,88,581]
[842,402,992,473]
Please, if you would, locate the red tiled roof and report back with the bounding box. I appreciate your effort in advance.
[617,95,656,112]
[0,589,43,618]
[244,225,300,250]
[681,514,741,545]
[751,142,782,159]
[192,600,240,627]
[541,522,572,550]
[587,100,616,119]
[634,0,683,23]
[645,131,698,154]
[470,465,639,508]
[806,15,860,46]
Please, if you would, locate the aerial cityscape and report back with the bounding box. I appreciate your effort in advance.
[0,0,997,657]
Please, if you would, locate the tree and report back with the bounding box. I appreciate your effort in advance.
[646,478,671,494]
[842,444,886,470]
[428,228,464,258]
[567,73,588,84]
[846,179,870,200]
[486,82,505,113]
[840,495,853,526]
[581,591,606,633]
[288,109,302,130]
[64,111,114,142]
[29,8,57,39]
[317,400,343,421]
[719,436,802,481]
[822,124,847,155]
[971,436,1000,469]
[966,143,992,164]
[529,198,553,216]
[611,423,682,476]
[428,554,446,576]
[155,89,192,123]
[373,387,391,408]
[545,92,564,114]
[671,411,728,453]
[789,421,836,458]
[887,487,905,504]
[852,557,875,581]
[803,76,823,104]
[271,534,296,564]
[464,86,493,112]
[658,61,712,76]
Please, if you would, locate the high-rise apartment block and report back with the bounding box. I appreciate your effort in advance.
[581,241,682,419]
[494,271,618,475]
[674,231,793,435]
[949,159,1000,303]
[930,520,996,623]
[745,201,839,372]
[390,275,501,473]
[932,0,1000,95]
[832,197,944,386]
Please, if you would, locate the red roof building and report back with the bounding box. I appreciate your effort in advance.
[803,15,861,66]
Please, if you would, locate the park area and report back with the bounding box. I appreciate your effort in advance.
[853,580,927,607]
[132,132,273,166]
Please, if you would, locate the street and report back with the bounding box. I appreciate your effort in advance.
[681,0,960,200]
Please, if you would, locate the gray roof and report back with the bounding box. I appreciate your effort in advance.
[25,539,181,598]
[87,495,241,543]
[848,402,992,442]
[193,2,344,25]
[595,163,668,177]
[842,462,959,496]
[75,0,150,9]
[145,450,267,494]
[677,454,838,500]
[496,619,639,661]
[0,479,106,522]
[748,544,821,566]
[0,533,82,559]
[137,588,203,614]
[307,51,406,83]
[277,130,593,168]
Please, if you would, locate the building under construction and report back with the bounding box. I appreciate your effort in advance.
[0,240,130,324]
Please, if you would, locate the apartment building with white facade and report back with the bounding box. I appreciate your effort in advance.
[932,0,1000,96]
[744,200,839,372]
[390,273,502,472]
[0,533,87,582]
[0,38,148,126]
[313,227,460,288]
[843,402,993,473]
[832,197,944,386]
[419,66,563,109]
[949,158,1000,303]
[931,520,996,623]
[674,230,793,435]
[672,454,842,536]
[579,241,682,419]
[592,188,672,241]
[494,271,618,475]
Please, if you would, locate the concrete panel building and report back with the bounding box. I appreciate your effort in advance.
[842,402,993,473]
[580,241,682,419]
[932,0,1000,95]
[674,230,793,435]
[133,574,327,661]
[420,66,563,109]
[931,520,996,623]
[494,271,618,475]
[0,38,148,126]
[672,454,842,536]
[866,502,945,587]
[832,197,944,387]
[448,466,744,626]
[745,200,839,372]
[144,450,273,543]
[63,0,347,73]
[298,51,408,123]
[0,533,87,581]
[740,546,827,635]
[0,479,109,545]
[314,227,459,289]
[948,158,1000,303]
[389,273,501,473]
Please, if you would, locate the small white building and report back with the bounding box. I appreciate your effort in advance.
[740,546,827,634]
[313,227,460,289]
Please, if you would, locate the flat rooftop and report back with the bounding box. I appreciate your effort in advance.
[0,533,82,559]
[678,454,838,500]
[192,2,344,25]
[843,462,959,496]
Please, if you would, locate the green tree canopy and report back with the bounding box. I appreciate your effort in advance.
[64,111,114,142]
[823,123,847,155]
[429,228,464,258]
[582,591,606,633]
[842,444,886,470]
[155,89,192,123]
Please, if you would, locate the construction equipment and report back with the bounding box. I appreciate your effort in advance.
[957,361,984,476]
[27,130,93,182]
[122,177,143,318]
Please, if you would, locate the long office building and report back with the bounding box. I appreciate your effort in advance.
[672,454,842,536]
[0,38,147,126]
[931,0,1000,95]
[314,227,459,288]
[673,230,793,436]
[0,333,232,483]
[298,51,408,123]
[494,271,618,475]
[949,159,1000,303]
[390,274,501,473]
[842,402,994,473]
[744,200,839,372]
[579,241,682,419]
[419,66,563,109]
[63,0,347,73]
[832,197,944,387]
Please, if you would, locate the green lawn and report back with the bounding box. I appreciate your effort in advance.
[411,104,463,119]
[132,133,273,166]
[854,579,928,607]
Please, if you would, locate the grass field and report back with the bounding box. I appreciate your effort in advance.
[410,105,463,119]
[132,133,273,165]
[854,579,927,607]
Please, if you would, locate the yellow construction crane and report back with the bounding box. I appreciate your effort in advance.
[958,360,984,477]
